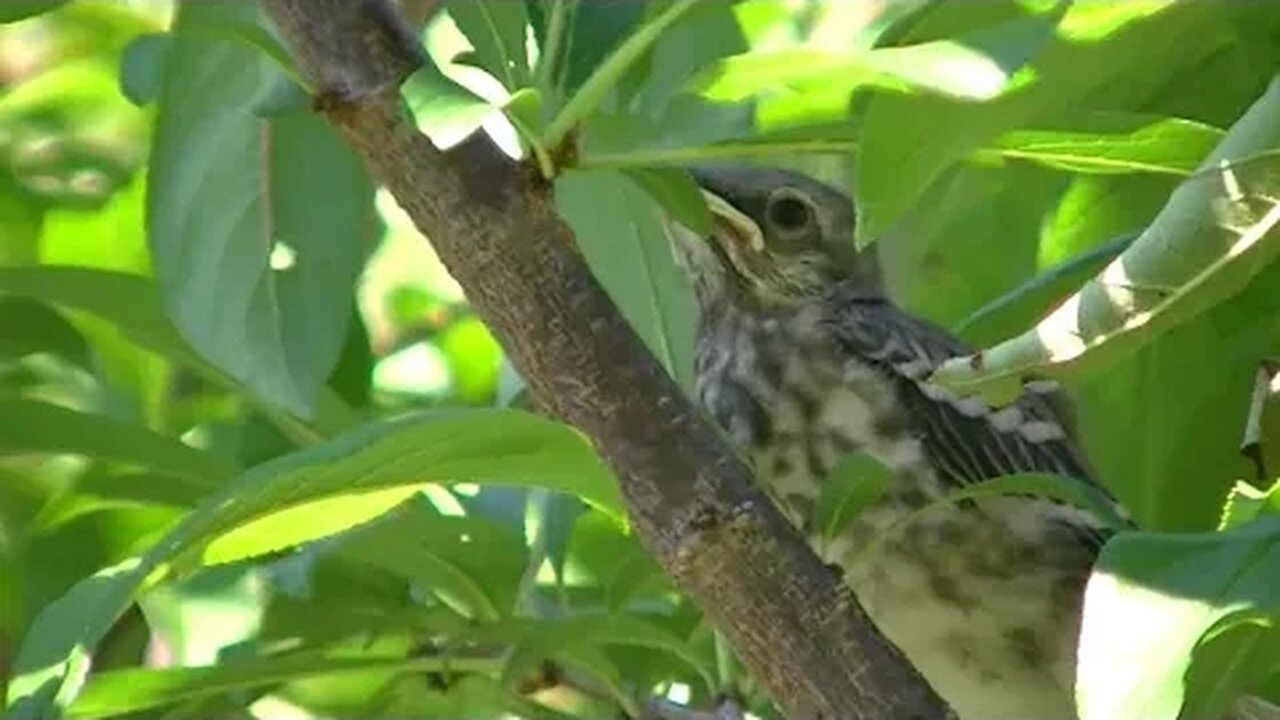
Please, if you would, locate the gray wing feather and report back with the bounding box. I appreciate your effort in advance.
[822,289,1107,494]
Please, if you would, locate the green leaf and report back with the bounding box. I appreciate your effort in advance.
[813,453,892,544]
[984,113,1225,176]
[501,614,716,698]
[0,297,90,367]
[0,266,358,441]
[856,0,1217,246]
[447,0,530,91]
[932,78,1280,405]
[622,166,711,236]
[1220,480,1280,531]
[691,4,1062,106]
[1076,517,1280,720]
[6,409,621,719]
[67,650,497,719]
[0,0,68,24]
[0,398,236,487]
[554,169,698,391]
[119,33,172,106]
[147,2,371,418]
[339,500,527,621]
[544,0,702,150]
[400,62,493,149]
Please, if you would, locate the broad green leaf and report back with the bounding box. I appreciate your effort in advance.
[1077,517,1280,720]
[954,232,1135,347]
[67,650,497,719]
[0,398,236,487]
[566,509,667,612]
[501,614,716,697]
[447,0,530,91]
[622,166,711,236]
[933,77,1280,405]
[692,5,1062,105]
[338,500,527,621]
[0,0,68,24]
[0,297,90,367]
[118,33,171,106]
[981,113,1224,176]
[6,409,621,719]
[400,62,493,149]
[148,2,370,418]
[555,169,697,391]
[856,1,1220,246]
[544,0,702,149]
[557,0,647,98]
[1220,480,1280,531]
[814,453,892,544]
[0,266,358,440]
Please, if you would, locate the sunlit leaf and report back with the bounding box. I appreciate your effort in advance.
[856,1,1219,246]
[932,78,1280,405]
[1077,517,1280,720]
[983,113,1224,176]
[6,409,621,719]
[1219,479,1280,531]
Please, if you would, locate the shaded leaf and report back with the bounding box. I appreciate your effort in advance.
[339,500,527,621]
[0,398,236,487]
[67,650,497,719]
[147,3,370,417]
[447,0,530,90]
[0,0,67,24]
[555,169,697,391]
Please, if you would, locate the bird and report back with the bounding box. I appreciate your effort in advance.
[668,164,1118,720]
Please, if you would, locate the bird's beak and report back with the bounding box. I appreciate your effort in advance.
[700,190,764,252]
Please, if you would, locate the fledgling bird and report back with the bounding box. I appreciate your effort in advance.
[669,165,1115,720]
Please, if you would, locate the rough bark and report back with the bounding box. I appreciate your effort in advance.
[258,1,953,718]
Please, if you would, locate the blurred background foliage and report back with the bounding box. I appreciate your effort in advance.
[0,1,1278,719]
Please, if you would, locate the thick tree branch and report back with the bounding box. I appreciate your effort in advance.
[259,1,952,717]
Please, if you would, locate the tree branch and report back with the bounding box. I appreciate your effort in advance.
[258,1,953,717]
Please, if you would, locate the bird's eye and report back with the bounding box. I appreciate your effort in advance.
[766,190,814,235]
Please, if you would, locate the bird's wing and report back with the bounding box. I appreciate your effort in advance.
[822,289,1110,497]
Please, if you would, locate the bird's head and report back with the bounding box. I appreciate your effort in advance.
[671,165,883,311]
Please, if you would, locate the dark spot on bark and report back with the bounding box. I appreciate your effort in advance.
[969,353,985,370]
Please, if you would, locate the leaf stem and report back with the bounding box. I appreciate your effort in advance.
[542,0,699,151]
[536,0,572,92]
